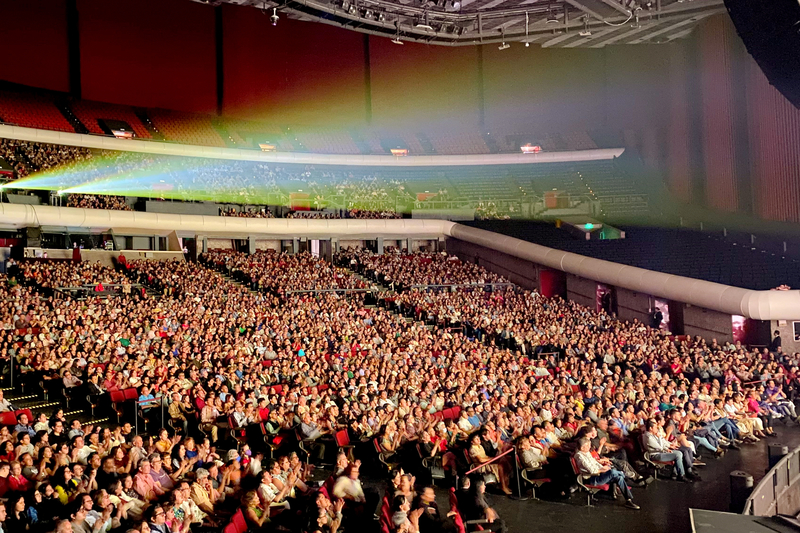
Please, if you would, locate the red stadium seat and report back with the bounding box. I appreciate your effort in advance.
[0,412,17,427]
[570,456,610,506]
[231,509,246,533]
[123,387,139,401]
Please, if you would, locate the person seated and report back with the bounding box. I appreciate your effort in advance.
[241,490,270,530]
[413,485,458,533]
[332,463,366,504]
[573,437,640,509]
[642,419,696,482]
[467,434,512,495]
[459,477,508,533]
[390,494,424,533]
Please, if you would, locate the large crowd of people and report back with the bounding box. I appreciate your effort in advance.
[66,194,133,211]
[0,245,797,533]
[220,207,275,218]
[0,137,529,220]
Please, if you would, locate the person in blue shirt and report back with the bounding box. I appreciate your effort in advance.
[138,386,158,412]
[13,413,35,438]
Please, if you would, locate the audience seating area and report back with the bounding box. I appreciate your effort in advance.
[0,87,607,156]
[148,109,227,148]
[68,100,152,139]
[0,91,73,132]
[0,240,796,533]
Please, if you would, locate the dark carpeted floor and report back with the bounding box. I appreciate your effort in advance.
[428,426,800,533]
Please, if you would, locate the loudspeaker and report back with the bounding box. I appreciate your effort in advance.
[26,227,41,248]
[724,0,800,108]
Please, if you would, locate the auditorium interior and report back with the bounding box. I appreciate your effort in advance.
[0,1,799,533]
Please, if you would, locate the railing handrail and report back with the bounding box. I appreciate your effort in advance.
[284,287,374,294]
[465,447,514,476]
[742,444,800,515]
[407,282,515,289]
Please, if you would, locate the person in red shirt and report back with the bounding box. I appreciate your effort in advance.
[7,460,30,492]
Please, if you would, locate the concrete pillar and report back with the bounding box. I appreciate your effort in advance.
[292,238,299,254]
[248,236,257,255]
[438,237,446,252]
[404,238,411,252]
[331,238,339,254]
[153,236,160,251]
[377,237,384,255]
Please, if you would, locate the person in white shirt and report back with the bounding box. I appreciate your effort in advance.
[642,419,692,481]
[0,391,14,413]
[332,464,366,503]
[574,438,639,510]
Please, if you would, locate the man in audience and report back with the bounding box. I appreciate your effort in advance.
[643,420,695,482]
[574,438,640,510]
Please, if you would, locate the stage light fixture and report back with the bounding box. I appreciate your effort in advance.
[579,16,592,36]
[378,12,385,21]
[392,37,404,44]
[349,4,357,14]
[270,7,279,25]
[525,42,530,47]
[498,42,510,50]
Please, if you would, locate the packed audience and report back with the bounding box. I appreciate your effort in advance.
[220,207,275,218]
[66,194,133,211]
[15,259,130,296]
[0,138,29,178]
[202,249,369,294]
[336,248,507,289]
[0,246,797,533]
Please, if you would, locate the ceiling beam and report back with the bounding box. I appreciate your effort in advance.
[598,0,633,15]
[561,0,607,21]
[626,10,719,43]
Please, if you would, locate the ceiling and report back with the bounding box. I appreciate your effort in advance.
[192,0,726,47]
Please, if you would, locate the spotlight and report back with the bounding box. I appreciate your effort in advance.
[270,7,279,25]
[348,4,357,14]
[391,37,404,44]
[546,11,558,23]
[498,42,510,50]
[378,12,385,21]
[364,9,374,18]
[525,42,530,47]
[415,21,434,30]
[342,0,350,10]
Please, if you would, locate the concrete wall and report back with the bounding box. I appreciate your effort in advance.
[7,194,41,205]
[683,304,733,343]
[616,287,653,324]
[447,237,539,291]
[208,238,233,250]
[566,274,596,310]
[131,236,151,250]
[772,320,800,355]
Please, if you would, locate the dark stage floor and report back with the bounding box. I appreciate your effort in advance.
[433,427,800,533]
